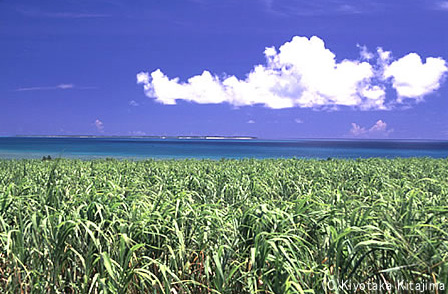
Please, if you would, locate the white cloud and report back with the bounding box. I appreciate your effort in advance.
[57,84,74,89]
[130,130,146,136]
[383,53,447,100]
[247,120,256,124]
[350,120,393,138]
[369,120,388,132]
[129,100,139,106]
[17,8,111,19]
[436,1,448,10]
[357,44,374,61]
[16,83,75,91]
[94,119,104,132]
[350,123,367,136]
[294,118,304,124]
[137,36,447,110]
[259,0,381,16]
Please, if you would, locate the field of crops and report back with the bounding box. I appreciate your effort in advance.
[0,158,447,293]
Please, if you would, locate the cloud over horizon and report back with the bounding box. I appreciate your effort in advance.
[137,36,447,110]
[94,119,104,132]
[350,120,393,138]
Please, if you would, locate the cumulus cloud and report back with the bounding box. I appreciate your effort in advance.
[247,120,256,124]
[350,120,393,138]
[137,36,447,110]
[350,123,367,136]
[383,53,447,100]
[357,44,374,61]
[94,119,104,132]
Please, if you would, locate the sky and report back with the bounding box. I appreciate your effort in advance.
[1,0,447,139]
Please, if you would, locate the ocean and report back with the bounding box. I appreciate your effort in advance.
[0,137,447,159]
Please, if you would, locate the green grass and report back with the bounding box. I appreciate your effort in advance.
[0,158,447,293]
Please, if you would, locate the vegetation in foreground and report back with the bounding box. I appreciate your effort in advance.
[0,158,447,293]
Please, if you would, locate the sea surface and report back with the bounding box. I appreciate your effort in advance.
[0,137,447,160]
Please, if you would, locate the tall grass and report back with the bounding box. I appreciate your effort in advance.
[0,158,447,293]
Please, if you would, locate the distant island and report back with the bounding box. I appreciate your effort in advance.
[16,135,258,140]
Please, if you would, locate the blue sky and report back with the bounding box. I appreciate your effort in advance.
[1,0,447,139]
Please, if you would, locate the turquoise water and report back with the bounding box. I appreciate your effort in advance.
[0,137,447,159]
